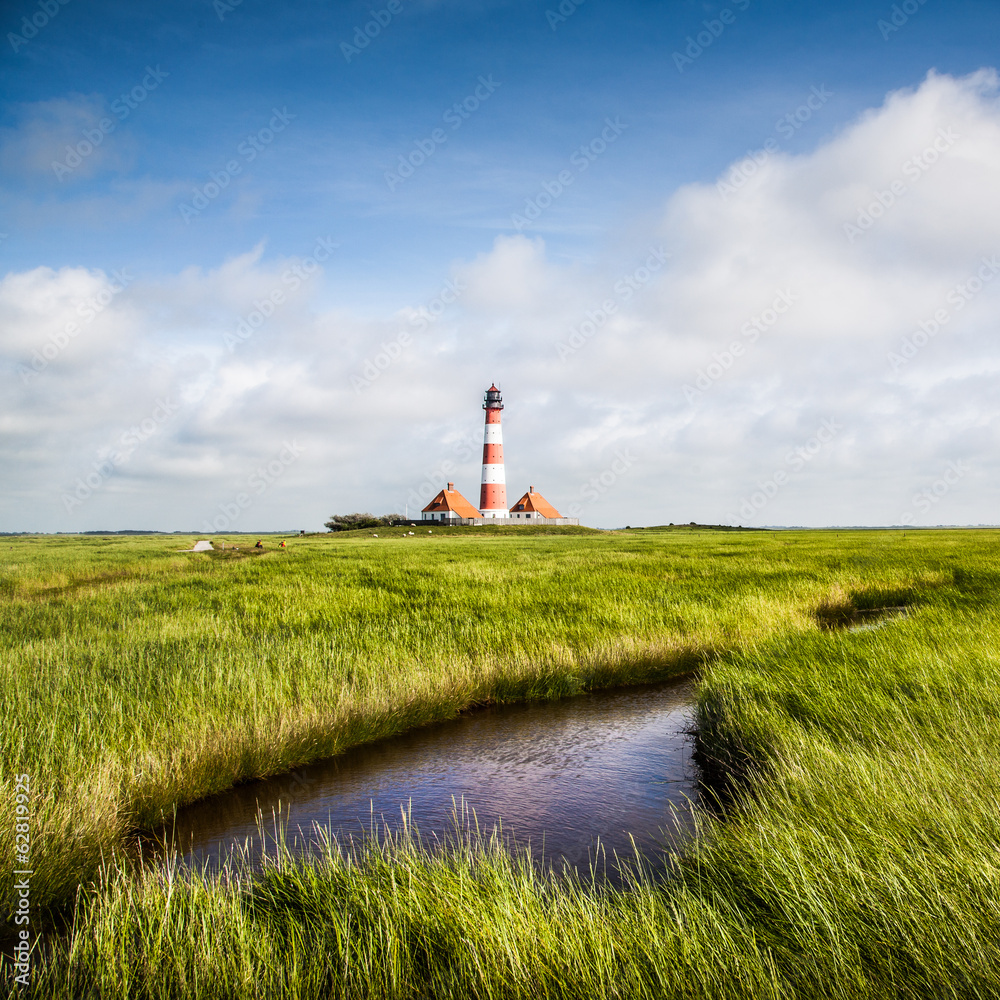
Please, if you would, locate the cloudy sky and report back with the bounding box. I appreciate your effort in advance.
[2,0,998,531]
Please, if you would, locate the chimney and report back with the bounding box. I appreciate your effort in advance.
[447,482,454,491]
[529,485,534,493]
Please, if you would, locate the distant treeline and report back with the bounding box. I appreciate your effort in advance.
[631,523,767,531]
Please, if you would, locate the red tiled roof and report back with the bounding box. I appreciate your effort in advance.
[422,486,482,518]
[508,490,561,518]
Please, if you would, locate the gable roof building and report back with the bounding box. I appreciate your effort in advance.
[508,486,561,519]
[421,483,482,520]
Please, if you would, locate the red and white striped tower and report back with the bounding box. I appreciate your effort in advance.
[479,384,507,517]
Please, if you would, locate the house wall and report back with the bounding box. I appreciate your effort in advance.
[445,517,581,526]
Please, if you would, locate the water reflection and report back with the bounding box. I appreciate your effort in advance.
[157,679,697,876]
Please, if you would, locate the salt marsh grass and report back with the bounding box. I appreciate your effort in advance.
[3,527,999,996]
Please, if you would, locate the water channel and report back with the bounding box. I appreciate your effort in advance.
[157,678,699,877]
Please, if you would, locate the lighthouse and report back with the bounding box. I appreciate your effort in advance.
[479,384,507,517]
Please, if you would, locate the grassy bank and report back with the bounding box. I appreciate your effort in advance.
[3,529,998,995]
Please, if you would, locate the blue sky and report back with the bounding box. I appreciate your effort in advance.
[3,0,1000,530]
[5,0,994,297]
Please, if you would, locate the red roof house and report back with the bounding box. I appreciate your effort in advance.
[508,486,561,519]
[421,483,482,520]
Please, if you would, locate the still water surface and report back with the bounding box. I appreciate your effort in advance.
[159,679,697,875]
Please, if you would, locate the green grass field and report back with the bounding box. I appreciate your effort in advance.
[3,527,999,997]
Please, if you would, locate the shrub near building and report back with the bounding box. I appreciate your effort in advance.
[324,512,403,531]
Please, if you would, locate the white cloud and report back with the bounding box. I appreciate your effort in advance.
[0,95,137,181]
[458,234,557,311]
[3,70,1000,530]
